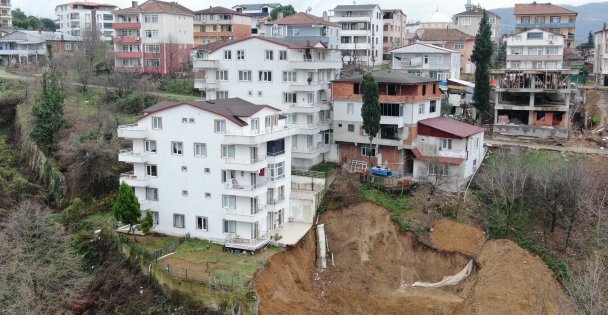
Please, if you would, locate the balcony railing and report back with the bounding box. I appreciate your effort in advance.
[224,125,296,137]
[225,205,267,216]
[267,150,285,157]
[292,145,329,153]
[225,232,269,251]
[224,156,266,165]
[269,174,286,182]
[267,198,285,205]
[224,181,267,191]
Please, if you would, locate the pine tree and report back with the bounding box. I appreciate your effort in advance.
[141,210,153,234]
[587,31,594,47]
[30,44,70,153]
[112,182,141,234]
[361,72,380,178]
[471,10,494,125]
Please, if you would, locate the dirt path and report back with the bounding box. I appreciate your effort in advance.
[254,202,575,315]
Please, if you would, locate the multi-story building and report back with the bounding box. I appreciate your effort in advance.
[418,28,475,75]
[493,29,576,141]
[192,36,341,168]
[117,98,295,250]
[593,28,608,86]
[382,9,406,52]
[453,6,501,42]
[390,43,461,81]
[232,3,281,35]
[56,1,117,40]
[265,12,341,50]
[0,30,81,66]
[331,70,442,175]
[329,4,383,67]
[514,2,577,49]
[193,6,253,45]
[0,0,11,27]
[112,0,194,74]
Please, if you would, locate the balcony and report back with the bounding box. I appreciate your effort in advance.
[114,51,142,58]
[291,58,342,70]
[266,198,286,212]
[290,81,330,92]
[223,156,267,172]
[119,172,149,187]
[194,79,218,90]
[0,1,10,8]
[113,22,141,29]
[296,122,331,135]
[118,149,149,163]
[330,16,373,23]
[337,43,372,51]
[0,49,46,56]
[292,145,330,159]
[224,233,269,251]
[223,125,298,145]
[515,22,575,28]
[223,206,267,223]
[113,37,141,44]
[192,59,218,69]
[117,124,147,139]
[340,29,371,37]
[224,181,267,197]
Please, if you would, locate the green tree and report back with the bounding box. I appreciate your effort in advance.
[30,45,70,153]
[112,182,141,233]
[270,5,296,20]
[471,10,494,125]
[141,210,153,234]
[361,72,380,177]
[40,18,58,31]
[588,31,594,47]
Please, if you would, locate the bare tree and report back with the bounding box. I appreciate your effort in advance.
[0,200,87,313]
[73,23,110,92]
[568,254,608,315]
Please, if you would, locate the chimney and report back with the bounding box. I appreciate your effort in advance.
[132,1,138,8]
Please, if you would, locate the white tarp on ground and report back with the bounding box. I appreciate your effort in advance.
[412,259,474,288]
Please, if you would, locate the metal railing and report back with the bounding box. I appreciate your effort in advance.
[224,156,266,165]
[267,150,285,157]
[224,125,295,137]
[224,181,267,191]
[225,205,267,216]
[269,174,286,182]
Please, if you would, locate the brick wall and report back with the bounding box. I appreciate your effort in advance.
[338,143,402,170]
[333,81,442,103]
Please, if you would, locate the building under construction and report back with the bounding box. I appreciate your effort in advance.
[492,68,578,141]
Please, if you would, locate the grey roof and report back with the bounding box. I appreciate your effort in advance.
[334,70,440,84]
[232,3,281,10]
[143,98,280,126]
[21,31,81,41]
[333,4,379,11]
[0,30,81,43]
[454,9,500,17]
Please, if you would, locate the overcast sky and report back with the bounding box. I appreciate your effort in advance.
[16,0,598,21]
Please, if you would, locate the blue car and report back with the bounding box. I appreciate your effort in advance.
[370,166,392,177]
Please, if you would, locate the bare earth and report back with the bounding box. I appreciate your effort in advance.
[254,202,574,315]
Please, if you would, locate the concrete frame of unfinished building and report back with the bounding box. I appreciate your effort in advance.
[491,69,578,141]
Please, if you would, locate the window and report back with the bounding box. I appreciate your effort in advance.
[259,71,272,82]
[146,164,157,177]
[283,92,297,103]
[204,168,210,174]
[251,118,259,131]
[347,103,354,114]
[224,50,232,60]
[221,145,235,158]
[511,47,523,55]
[237,49,245,60]
[460,17,471,26]
[422,85,427,96]
[380,103,400,116]
[265,115,278,127]
[238,70,251,81]
[64,42,71,50]
[511,61,521,68]
[521,16,530,23]
[527,32,543,40]
[545,61,557,69]
[282,71,296,82]
[223,195,236,209]
[171,142,183,155]
[418,104,425,115]
[152,117,163,129]
[279,50,287,60]
[205,192,211,198]
[353,83,360,94]
[146,58,160,68]
[347,124,355,132]
[194,143,207,157]
[173,214,185,228]
[144,30,159,38]
[423,55,429,64]
[181,166,188,172]
[216,91,229,99]
[146,187,158,201]
[265,50,273,60]
[182,190,188,196]
[532,61,543,69]
[268,162,285,181]
[361,145,376,157]
[152,212,159,225]
[145,44,160,53]
[546,47,559,55]
[196,216,208,230]
[215,120,226,133]
[529,47,543,55]
[428,163,448,176]
[216,70,228,81]
[534,16,545,24]
[454,42,465,50]
[223,220,236,233]
[145,140,157,153]
[430,100,437,113]
[550,16,561,23]
[144,15,158,23]
[440,138,452,150]
[488,16,496,24]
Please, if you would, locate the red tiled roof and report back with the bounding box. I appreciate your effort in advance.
[418,117,485,138]
[268,12,339,27]
[194,6,251,17]
[114,0,193,16]
[193,36,327,53]
[411,148,465,165]
[513,3,577,15]
[418,28,474,42]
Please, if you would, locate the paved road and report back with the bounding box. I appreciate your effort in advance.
[486,139,608,156]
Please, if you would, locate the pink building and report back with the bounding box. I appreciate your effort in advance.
[112,0,194,74]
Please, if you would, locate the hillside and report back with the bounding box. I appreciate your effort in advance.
[491,2,608,43]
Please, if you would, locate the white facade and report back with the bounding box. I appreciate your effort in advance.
[265,15,341,50]
[329,4,383,67]
[594,29,608,85]
[390,43,461,81]
[56,2,117,40]
[117,100,296,250]
[506,28,565,70]
[192,37,342,169]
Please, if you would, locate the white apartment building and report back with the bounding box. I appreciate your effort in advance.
[264,12,341,50]
[192,36,342,169]
[390,43,461,81]
[329,4,383,67]
[594,28,608,86]
[0,0,11,27]
[118,98,296,251]
[56,1,117,40]
[506,28,565,70]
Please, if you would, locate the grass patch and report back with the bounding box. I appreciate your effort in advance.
[159,79,199,96]
[310,162,340,173]
[359,185,411,231]
[130,234,179,253]
[79,211,115,230]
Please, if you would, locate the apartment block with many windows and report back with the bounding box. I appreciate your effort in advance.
[382,9,407,53]
[192,36,341,169]
[117,98,296,250]
[329,4,383,67]
[112,0,194,74]
[0,0,11,27]
[56,1,118,40]
[390,43,461,81]
[593,28,608,86]
[514,2,577,49]
[453,6,501,42]
[193,6,253,45]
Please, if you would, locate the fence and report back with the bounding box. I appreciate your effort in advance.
[152,233,190,260]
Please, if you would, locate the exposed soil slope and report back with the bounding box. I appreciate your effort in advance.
[431,219,486,256]
[254,202,574,315]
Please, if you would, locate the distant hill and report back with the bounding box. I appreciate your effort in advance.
[490,2,608,43]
